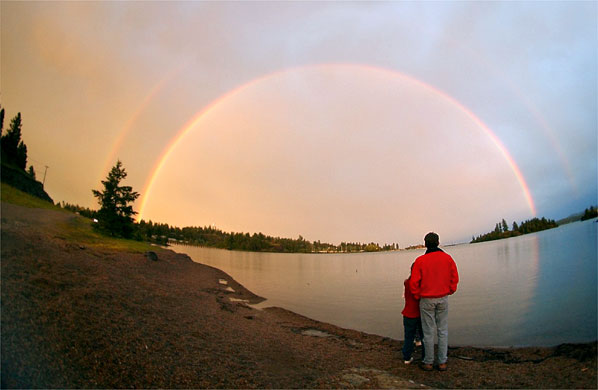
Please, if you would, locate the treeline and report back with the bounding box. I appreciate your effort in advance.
[581,206,598,221]
[61,202,98,220]
[135,220,398,253]
[58,202,399,253]
[471,217,558,243]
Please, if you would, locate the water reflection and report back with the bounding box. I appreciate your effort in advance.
[174,220,597,347]
[447,235,540,346]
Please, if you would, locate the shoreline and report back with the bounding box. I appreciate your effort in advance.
[2,202,596,388]
[246,294,593,351]
[171,242,595,350]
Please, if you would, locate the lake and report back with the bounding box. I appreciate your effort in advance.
[173,219,597,347]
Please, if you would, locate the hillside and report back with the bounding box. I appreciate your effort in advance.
[1,162,53,203]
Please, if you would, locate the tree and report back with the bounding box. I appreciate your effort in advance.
[16,142,27,170]
[28,165,36,179]
[501,219,509,232]
[0,106,5,134]
[1,112,28,169]
[581,206,598,221]
[92,160,140,238]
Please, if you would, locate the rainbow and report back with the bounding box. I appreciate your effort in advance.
[461,46,577,194]
[99,62,187,182]
[430,32,576,194]
[137,63,537,221]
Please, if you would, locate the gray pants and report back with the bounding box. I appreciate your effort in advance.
[420,296,449,365]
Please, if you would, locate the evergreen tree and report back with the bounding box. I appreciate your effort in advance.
[0,106,5,135]
[16,141,27,170]
[501,218,509,232]
[28,166,36,179]
[1,112,26,168]
[92,160,140,238]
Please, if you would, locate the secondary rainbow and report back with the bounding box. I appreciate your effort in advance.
[440,37,576,194]
[137,63,537,221]
[99,62,187,182]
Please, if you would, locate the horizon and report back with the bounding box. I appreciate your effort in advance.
[55,183,593,249]
[2,2,596,246]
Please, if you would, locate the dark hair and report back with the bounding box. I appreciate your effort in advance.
[424,232,439,248]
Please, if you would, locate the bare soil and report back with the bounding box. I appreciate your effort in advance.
[1,203,596,388]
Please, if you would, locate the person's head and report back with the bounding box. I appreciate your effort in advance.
[424,232,439,249]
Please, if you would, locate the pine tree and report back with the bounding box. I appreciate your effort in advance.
[28,166,36,179]
[92,160,140,238]
[0,107,5,135]
[16,141,27,170]
[1,112,25,168]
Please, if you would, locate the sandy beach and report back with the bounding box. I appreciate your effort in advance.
[1,202,596,389]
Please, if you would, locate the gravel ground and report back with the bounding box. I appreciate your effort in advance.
[1,203,596,389]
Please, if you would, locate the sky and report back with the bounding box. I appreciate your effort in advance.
[1,1,596,246]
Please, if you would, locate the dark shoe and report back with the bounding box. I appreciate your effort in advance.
[420,363,433,371]
[438,363,448,371]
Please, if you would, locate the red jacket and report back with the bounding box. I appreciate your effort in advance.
[402,278,420,318]
[409,249,459,300]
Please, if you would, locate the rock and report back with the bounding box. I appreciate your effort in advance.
[341,373,370,387]
[344,368,427,389]
[145,251,158,261]
[302,329,333,338]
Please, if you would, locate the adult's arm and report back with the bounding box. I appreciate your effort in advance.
[449,258,459,294]
[409,260,422,299]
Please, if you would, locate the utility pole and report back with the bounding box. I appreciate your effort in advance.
[42,165,49,187]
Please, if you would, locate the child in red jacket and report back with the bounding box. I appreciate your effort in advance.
[402,265,425,364]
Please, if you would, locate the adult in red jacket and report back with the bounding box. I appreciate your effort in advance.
[409,232,459,371]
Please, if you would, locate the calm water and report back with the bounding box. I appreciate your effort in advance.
[174,219,597,347]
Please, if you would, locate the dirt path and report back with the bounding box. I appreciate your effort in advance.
[1,203,596,388]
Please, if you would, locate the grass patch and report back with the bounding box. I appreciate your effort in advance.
[2,182,155,253]
[1,182,61,210]
[60,216,155,253]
